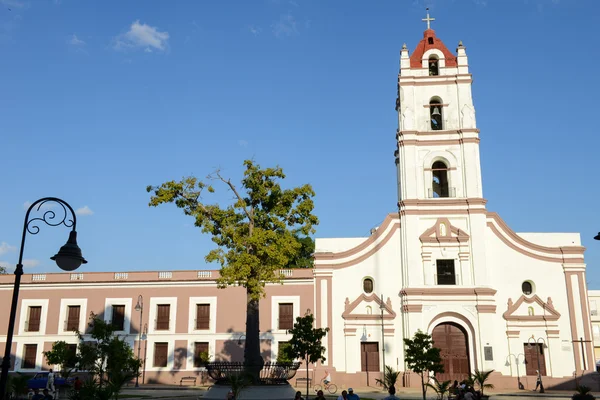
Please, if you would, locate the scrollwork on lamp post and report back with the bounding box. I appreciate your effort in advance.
[0,198,87,400]
[134,295,144,388]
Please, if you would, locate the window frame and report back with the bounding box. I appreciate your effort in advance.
[436,259,456,285]
[22,344,38,369]
[363,278,374,294]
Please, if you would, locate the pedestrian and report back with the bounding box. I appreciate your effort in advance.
[31,388,44,400]
[46,369,55,395]
[383,385,400,400]
[336,389,348,400]
[534,370,543,391]
[463,387,476,400]
[226,389,235,399]
[315,389,326,400]
[42,389,53,400]
[294,391,304,400]
[347,387,360,400]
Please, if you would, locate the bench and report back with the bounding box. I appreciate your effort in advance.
[180,376,197,386]
[295,377,312,387]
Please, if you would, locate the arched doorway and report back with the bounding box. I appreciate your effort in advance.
[431,322,471,382]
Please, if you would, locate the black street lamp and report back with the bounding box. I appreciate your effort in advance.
[594,233,600,241]
[134,295,144,387]
[0,198,86,400]
[527,336,547,394]
[505,353,525,389]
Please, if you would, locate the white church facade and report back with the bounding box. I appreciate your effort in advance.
[0,16,593,391]
[313,18,592,389]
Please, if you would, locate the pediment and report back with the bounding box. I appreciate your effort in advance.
[502,295,560,322]
[420,218,469,244]
[342,293,396,320]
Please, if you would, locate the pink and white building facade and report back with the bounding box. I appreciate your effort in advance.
[0,22,594,389]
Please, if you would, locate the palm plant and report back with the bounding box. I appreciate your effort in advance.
[426,376,452,400]
[471,369,495,397]
[376,365,401,390]
[572,385,596,400]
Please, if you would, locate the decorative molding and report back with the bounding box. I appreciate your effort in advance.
[476,305,496,314]
[502,295,561,322]
[342,293,397,320]
[419,217,470,244]
[403,304,423,313]
[506,330,520,337]
[401,287,496,297]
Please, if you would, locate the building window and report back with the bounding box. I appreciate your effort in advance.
[430,99,443,130]
[363,278,374,294]
[432,161,450,198]
[153,343,168,367]
[428,37,434,45]
[522,281,533,295]
[22,344,37,369]
[26,306,42,332]
[156,304,170,330]
[436,259,456,285]
[66,305,81,332]
[193,342,209,368]
[429,56,439,76]
[66,344,77,368]
[195,304,210,330]
[111,305,125,331]
[278,303,294,330]
[360,342,380,372]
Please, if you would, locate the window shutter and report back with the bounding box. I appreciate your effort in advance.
[66,305,81,331]
[156,305,170,330]
[112,305,125,331]
[194,342,209,367]
[154,343,168,367]
[27,306,41,332]
[278,303,293,330]
[196,304,210,330]
[23,344,37,369]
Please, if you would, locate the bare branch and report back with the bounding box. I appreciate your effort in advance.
[212,170,253,221]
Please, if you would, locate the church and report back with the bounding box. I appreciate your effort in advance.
[312,11,592,389]
[0,13,593,391]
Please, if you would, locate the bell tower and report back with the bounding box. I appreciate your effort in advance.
[394,9,483,204]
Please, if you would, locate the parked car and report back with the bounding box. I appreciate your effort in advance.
[26,372,74,390]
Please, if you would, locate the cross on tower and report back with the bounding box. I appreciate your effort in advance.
[422,8,435,30]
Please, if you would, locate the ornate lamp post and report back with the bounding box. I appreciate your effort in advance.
[134,295,144,387]
[527,336,547,393]
[505,353,525,389]
[0,198,87,400]
[142,323,148,385]
[380,294,386,384]
[594,233,600,241]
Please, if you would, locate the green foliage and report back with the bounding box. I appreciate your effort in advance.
[470,369,494,396]
[227,370,252,399]
[573,385,595,400]
[146,160,319,302]
[426,377,452,400]
[286,235,315,269]
[283,314,329,400]
[43,341,78,378]
[404,330,444,400]
[7,373,30,399]
[375,365,401,390]
[0,265,7,274]
[276,342,293,364]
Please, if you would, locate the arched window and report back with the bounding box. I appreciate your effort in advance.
[522,281,533,295]
[430,99,443,130]
[429,56,439,76]
[363,278,374,294]
[527,306,535,316]
[432,161,450,198]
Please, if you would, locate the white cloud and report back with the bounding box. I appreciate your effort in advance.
[0,242,16,256]
[238,140,249,147]
[248,25,262,36]
[0,0,27,9]
[76,206,94,216]
[22,259,39,268]
[272,14,298,38]
[68,34,85,46]
[114,20,169,52]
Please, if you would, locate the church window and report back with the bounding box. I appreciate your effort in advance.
[428,37,434,45]
[363,278,374,294]
[366,306,372,315]
[432,161,450,198]
[429,56,439,76]
[436,259,456,285]
[522,281,533,295]
[430,99,443,130]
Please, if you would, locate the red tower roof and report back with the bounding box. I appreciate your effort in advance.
[409,29,457,68]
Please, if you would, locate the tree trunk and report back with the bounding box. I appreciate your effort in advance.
[306,354,309,400]
[421,372,426,400]
[244,292,263,383]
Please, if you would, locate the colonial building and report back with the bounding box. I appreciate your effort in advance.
[0,14,594,390]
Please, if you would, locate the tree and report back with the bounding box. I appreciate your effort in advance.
[471,369,494,397]
[376,365,401,391]
[426,376,452,400]
[147,160,318,381]
[43,341,78,378]
[0,265,7,274]
[44,313,141,400]
[404,330,444,400]
[283,313,329,400]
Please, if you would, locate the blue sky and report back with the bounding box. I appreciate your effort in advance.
[1,0,599,287]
